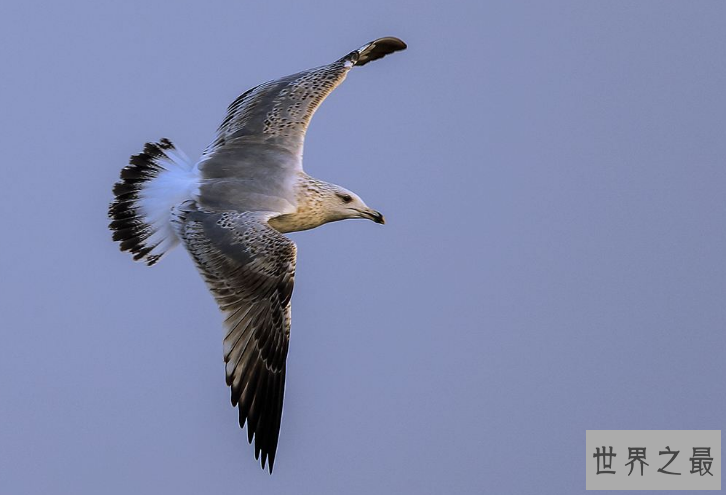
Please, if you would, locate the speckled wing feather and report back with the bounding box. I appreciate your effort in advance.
[195,37,406,212]
[174,203,296,473]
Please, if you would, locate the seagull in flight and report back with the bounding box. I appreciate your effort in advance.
[109,37,406,473]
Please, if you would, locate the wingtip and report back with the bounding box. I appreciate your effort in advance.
[367,36,407,51]
[256,439,276,474]
[349,36,407,67]
[268,454,276,474]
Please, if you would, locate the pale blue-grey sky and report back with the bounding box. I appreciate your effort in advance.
[0,1,724,494]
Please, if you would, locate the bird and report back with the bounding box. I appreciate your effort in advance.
[108,37,406,473]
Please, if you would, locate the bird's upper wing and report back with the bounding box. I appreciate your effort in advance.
[195,37,406,212]
[174,203,296,473]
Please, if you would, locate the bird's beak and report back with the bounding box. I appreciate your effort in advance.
[361,208,385,224]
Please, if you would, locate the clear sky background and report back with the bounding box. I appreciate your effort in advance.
[0,1,724,494]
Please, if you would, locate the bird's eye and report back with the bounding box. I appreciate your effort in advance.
[338,193,353,204]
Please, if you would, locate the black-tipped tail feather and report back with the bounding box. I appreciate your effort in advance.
[109,138,196,266]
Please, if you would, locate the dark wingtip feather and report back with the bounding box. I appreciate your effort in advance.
[351,36,407,66]
[268,454,275,474]
[232,360,286,474]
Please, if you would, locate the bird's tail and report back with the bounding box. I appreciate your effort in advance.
[109,138,198,266]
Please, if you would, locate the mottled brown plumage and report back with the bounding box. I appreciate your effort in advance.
[109,37,405,473]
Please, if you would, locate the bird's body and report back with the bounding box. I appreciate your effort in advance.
[109,37,405,472]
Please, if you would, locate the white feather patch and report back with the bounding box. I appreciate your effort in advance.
[138,150,199,258]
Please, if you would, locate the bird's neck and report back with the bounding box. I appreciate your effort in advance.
[268,174,336,233]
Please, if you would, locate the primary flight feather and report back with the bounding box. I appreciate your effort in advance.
[109,37,406,473]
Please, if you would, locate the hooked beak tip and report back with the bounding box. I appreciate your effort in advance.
[364,209,385,224]
[355,208,385,224]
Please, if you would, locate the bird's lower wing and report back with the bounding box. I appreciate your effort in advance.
[174,203,296,473]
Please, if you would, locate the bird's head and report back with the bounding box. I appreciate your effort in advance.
[323,185,385,225]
